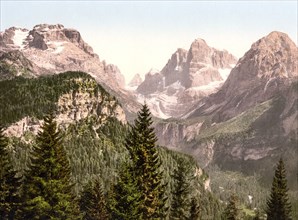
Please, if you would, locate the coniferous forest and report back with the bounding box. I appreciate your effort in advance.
[0,72,296,219]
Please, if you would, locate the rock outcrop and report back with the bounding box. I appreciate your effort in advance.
[128,73,143,88]
[0,24,124,91]
[135,39,237,118]
[5,76,126,138]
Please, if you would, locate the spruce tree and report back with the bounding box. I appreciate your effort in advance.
[189,197,200,220]
[223,194,241,220]
[109,163,142,220]
[80,178,109,220]
[125,104,167,219]
[170,158,193,219]
[20,114,80,219]
[266,158,292,220]
[0,126,21,220]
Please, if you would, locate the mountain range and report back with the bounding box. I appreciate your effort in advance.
[1,24,297,187]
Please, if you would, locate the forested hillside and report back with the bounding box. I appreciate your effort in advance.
[0,72,223,219]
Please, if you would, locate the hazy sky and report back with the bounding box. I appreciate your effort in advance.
[1,1,297,83]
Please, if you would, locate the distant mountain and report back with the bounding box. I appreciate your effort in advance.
[155,31,298,186]
[127,73,143,88]
[0,24,125,88]
[0,24,140,117]
[135,39,237,118]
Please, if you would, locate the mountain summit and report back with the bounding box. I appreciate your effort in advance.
[0,24,125,90]
[135,38,237,118]
[155,31,297,185]
[188,31,298,121]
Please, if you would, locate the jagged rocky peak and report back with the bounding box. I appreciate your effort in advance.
[0,23,97,57]
[221,31,298,99]
[162,48,188,73]
[248,31,297,78]
[28,23,97,57]
[135,37,237,119]
[187,31,298,121]
[103,62,125,88]
[128,73,143,87]
[185,38,237,87]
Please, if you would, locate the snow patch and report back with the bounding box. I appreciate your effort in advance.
[188,80,223,91]
[47,41,66,54]
[13,29,29,49]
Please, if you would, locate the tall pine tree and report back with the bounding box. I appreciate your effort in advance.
[20,114,80,219]
[125,104,167,219]
[170,157,193,219]
[189,197,200,220]
[266,158,292,220]
[80,178,109,220]
[223,194,241,220]
[0,126,21,220]
[109,163,142,220]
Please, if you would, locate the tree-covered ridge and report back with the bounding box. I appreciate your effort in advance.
[0,71,119,126]
[5,111,221,219]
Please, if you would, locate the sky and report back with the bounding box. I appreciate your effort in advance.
[1,1,297,83]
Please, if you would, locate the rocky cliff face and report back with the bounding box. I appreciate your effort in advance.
[136,39,237,119]
[0,24,125,90]
[128,73,143,88]
[5,76,126,138]
[155,32,298,186]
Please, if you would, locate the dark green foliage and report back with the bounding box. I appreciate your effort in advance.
[20,114,80,219]
[0,73,228,219]
[80,178,109,220]
[223,194,241,220]
[0,71,113,126]
[189,197,200,220]
[170,157,194,219]
[0,126,21,220]
[125,104,167,219]
[266,158,292,220]
[109,164,142,220]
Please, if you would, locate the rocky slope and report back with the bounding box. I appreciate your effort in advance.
[0,24,140,117]
[0,24,125,88]
[0,71,126,138]
[155,31,298,186]
[135,39,237,118]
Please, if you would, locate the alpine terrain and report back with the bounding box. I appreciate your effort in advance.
[0,23,297,219]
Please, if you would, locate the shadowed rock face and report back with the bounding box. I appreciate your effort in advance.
[136,39,237,118]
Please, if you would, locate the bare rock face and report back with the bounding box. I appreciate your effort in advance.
[5,77,127,138]
[189,31,298,121]
[0,24,125,91]
[103,63,125,88]
[128,73,143,88]
[136,39,237,119]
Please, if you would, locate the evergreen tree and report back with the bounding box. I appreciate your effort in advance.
[170,158,193,219]
[189,197,200,220]
[0,126,21,220]
[266,158,292,220]
[20,114,80,219]
[223,194,241,220]
[109,163,142,220]
[80,178,109,220]
[125,104,167,219]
